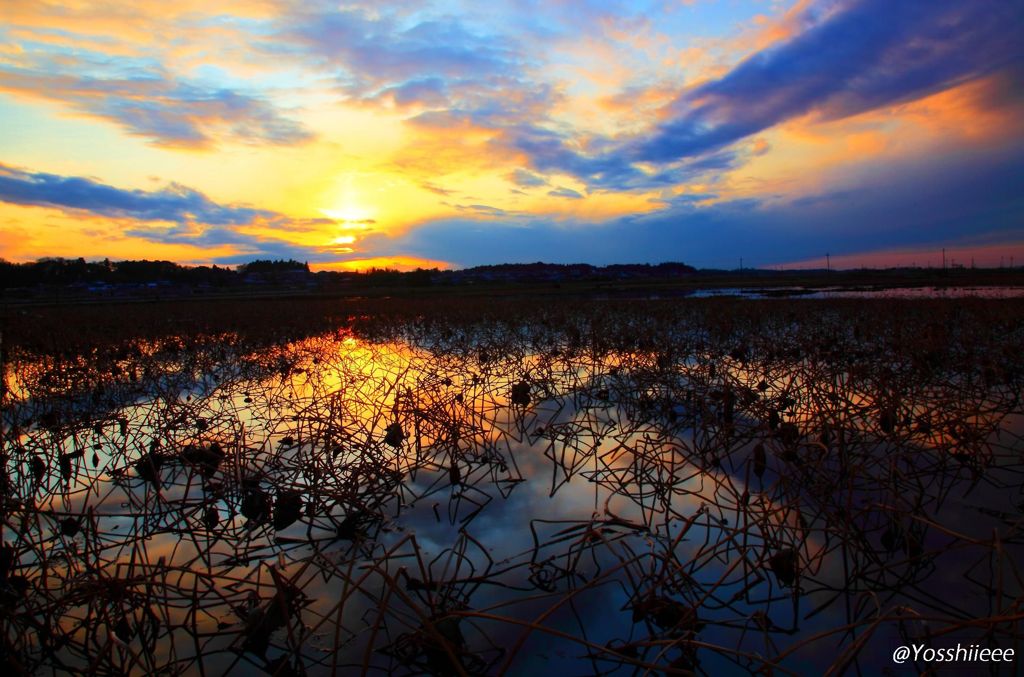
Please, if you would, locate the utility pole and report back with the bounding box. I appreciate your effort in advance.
[826,253,830,273]
[942,248,946,271]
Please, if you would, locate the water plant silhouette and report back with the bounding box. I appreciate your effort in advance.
[1,297,1022,674]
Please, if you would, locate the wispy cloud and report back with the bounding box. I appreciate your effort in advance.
[0,165,271,224]
[548,187,583,199]
[507,168,548,188]
[444,0,1024,192]
[0,49,311,148]
[355,145,1024,268]
[633,0,1024,161]
[0,164,338,262]
[280,6,527,109]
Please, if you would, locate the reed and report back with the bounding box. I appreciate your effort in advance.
[1,296,1022,674]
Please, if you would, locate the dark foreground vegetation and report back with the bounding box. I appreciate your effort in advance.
[3,257,1023,305]
[1,296,1023,674]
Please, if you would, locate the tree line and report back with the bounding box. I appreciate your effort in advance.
[0,258,310,288]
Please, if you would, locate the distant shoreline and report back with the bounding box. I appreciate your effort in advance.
[4,264,1024,308]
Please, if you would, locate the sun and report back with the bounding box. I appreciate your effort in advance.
[319,173,379,228]
[320,204,376,226]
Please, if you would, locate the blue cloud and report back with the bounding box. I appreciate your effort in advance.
[0,51,311,148]
[354,146,1024,268]
[383,0,1021,193]
[633,0,1024,161]
[0,164,347,262]
[499,124,644,189]
[0,166,272,224]
[376,77,450,107]
[507,168,548,187]
[496,125,761,191]
[548,187,583,199]
[449,203,509,217]
[282,7,525,107]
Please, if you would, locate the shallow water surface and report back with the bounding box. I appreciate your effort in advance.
[2,301,1023,674]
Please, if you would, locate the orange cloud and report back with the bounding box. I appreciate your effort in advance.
[0,204,238,263]
[743,0,821,52]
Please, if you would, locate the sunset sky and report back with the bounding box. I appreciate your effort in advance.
[1,0,1022,270]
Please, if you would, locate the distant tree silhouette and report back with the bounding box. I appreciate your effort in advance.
[237,259,310,274]
[0,257,714,293]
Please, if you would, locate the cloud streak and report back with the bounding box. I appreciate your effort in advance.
[634,0,1024,161]
[280,6,528,111]
[0,165,272,224]
[0,164,344,262]
[457,0,1024,192]
[354,145,1024,269]
[0,54,311,148]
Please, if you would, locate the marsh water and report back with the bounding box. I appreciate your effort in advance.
[664,285,1024,300]
[2,298,1023,675]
